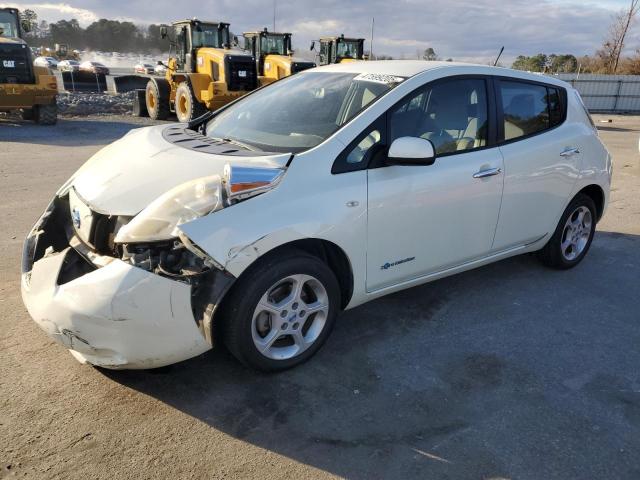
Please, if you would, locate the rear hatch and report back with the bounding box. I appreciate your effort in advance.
[0,38,34,84]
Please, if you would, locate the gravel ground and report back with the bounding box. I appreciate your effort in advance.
[0,114,639,479]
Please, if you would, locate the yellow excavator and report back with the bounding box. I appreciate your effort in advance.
[0,7,58,124]
[312,34,365,65]
[242,28,315,86]
[143,18,258,122]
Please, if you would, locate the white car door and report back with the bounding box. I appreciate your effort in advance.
[364,77,505,292]
[492,80,581,251]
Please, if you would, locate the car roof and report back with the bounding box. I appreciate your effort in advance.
[311,60,571,89]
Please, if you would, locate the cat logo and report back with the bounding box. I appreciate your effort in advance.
[2,60,16,68]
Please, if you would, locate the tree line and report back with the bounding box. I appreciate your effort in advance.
[19,10,167,53]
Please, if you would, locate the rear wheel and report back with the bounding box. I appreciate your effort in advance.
[537,193,597,269]
[34,102,57,125]
[221,251,340,371]
[132,89,148,117]
[146,78,170,120]
[175,82,207,123]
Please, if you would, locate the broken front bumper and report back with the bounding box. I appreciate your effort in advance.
[20,198,212,369]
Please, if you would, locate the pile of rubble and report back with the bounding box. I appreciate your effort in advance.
[57,91,136,116]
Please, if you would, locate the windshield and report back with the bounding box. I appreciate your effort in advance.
[0,11,19,38]
[206,71,403,153]
[192,23,226,48]
[337,40,360,59]
[260,34,286,55]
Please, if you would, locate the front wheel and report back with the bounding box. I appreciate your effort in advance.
[175,82,207,123]
[221,251,340,371]
[537,193,597,269]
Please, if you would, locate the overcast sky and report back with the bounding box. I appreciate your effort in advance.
[2,0,639,62]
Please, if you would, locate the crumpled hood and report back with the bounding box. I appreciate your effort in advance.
[70,124,290,216]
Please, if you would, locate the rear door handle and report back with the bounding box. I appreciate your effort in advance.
[560,147,580,157]
[473,167,502,179]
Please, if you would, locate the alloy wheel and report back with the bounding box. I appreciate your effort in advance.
[560,206,592,261]
[251,274,329,360]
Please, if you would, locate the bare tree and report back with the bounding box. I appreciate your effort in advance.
[600,0,640,73]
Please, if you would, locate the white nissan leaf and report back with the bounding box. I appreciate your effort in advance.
[21,61,611,371]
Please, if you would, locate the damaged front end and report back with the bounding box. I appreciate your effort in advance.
[21,162,286,369]
[20,191,234,369]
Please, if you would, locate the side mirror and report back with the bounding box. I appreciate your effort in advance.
[310,41,315,51]
[387,137,436,166]
[233,35,239,46]
[21,20,31,33]
[160,26,168,39]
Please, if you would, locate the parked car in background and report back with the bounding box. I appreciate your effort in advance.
[58,60,80,72]
[33,56,58,69]
[21,61,611,372]
[79,61,109,75]
[134,63,154,74]
[154,61,167,75]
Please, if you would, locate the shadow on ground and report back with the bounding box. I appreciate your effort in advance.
[0,117,163,146]
[104,232,640,479]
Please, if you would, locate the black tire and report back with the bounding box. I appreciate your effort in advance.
[146,78,170,120]
[175,81,207,123]
[34,102,57,125]
[221,250,341,372]
[21,108,34,121]
[132,89,148,117]
[537,193,597,269]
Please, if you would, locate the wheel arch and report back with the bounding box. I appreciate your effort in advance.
[226,238,354,310]
[577,184,605,222]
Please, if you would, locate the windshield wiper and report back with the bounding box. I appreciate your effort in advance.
[218,137,257,152]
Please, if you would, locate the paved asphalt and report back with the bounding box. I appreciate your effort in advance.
[0,113,639,479]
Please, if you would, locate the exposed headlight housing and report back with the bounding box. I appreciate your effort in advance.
[115,175,223,243]
[114,164,285,244]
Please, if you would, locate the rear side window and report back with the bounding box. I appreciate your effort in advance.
[500,81,549,140]
[499,80,567,142]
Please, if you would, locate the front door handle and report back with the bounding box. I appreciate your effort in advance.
[560,147,580,157]
[473,167,502,179]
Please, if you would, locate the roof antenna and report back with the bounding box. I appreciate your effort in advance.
[370,17,375,61]
[493,46,504,66]
[273,0,276,32]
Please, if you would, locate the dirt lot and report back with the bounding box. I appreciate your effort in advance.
[1,114,639,480]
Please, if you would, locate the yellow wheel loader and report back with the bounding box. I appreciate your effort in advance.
[0,8,58,124]
[312,34,365,65]
[53,43,80,61]
[242,28,315,86]
[144,19,258,123]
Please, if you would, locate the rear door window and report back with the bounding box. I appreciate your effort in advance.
[499,80,567,141]
[500,81,549,140]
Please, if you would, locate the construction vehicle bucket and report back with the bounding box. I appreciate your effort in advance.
[108,75,150,94]
[61,71,107,93]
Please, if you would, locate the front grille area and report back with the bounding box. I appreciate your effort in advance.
[22,193,121,278]
[68,189,120,254]
[0,43,34,84]
[224,54,258,92]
